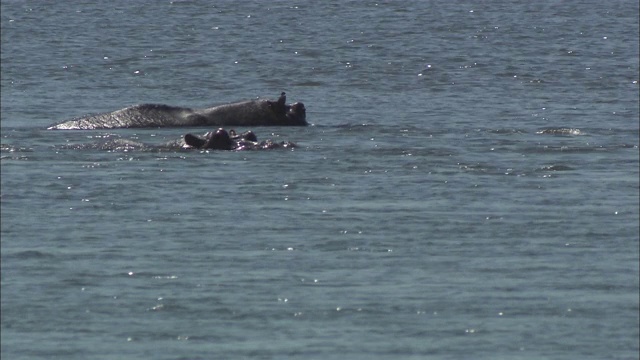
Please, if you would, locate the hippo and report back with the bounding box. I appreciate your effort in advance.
[59,128,296,151]
[48,92,307,130]
[181,128,295,150]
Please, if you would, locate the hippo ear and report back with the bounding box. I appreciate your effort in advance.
[267,92,287,115]
[277,92,286,106]
[184,133,206,149]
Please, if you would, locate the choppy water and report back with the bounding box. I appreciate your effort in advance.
[1,1,639,359]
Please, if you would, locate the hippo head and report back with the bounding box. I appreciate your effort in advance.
[184,128,234,150]
[203,128,234,150]
[287,102,307,125]
[267,92,307,126]
[229,129,258,142]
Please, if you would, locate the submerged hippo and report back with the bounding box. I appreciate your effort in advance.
[48,92,307,130]
[60,128,296,151]
[181,128,295,150]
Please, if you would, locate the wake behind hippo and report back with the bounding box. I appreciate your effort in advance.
[48,92,307,130]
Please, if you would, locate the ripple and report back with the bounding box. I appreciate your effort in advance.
[536,128,583,136]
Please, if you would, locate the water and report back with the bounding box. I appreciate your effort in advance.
[1,1,639,359]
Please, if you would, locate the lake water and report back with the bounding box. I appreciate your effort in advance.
[1,1,639,359]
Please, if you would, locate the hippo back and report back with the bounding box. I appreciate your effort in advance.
[48,104,195,130]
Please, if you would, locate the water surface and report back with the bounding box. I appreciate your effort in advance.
[1,1,639,359]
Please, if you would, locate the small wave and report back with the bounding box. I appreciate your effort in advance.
[5,250,56,260]
[294,80,326,87]
[538,164,574,171]
[0,143,33,152]
[58,139,149,152]
[525,145,611,153]
[536,128,583,135]
[487,128,526,135]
